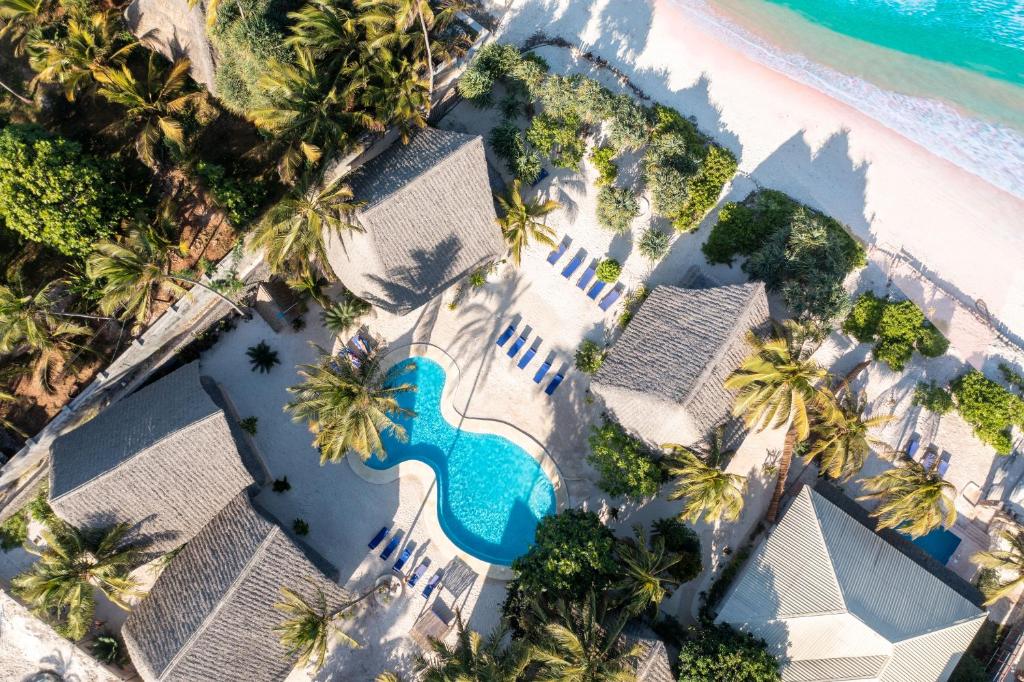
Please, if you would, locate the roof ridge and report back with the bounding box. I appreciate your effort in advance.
[159,523,279,680]
[885,611,989,645]
[804,487,851,616]
[49,411,225,502]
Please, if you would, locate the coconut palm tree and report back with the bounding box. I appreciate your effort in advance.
[360,56,429,142]
[321,294,370,335]
[246,340,280,373]
[858,458,956,538]
[358,0,437,101]
[248,173,362,276]
[273,584,360,672]
[973,529,1024,605]
[11,520,144,641]
[0,0,54,57]
[531,592,640,682]
[614,525,681,616]
[286,0,359,60]
[803,387,894,481]
[94,53,201,168]
[0,388,25,436]
[664,426,746,524]
[416,611,530,682]
[285,349,415,463]
[495,179,559,266]
[725,321,833,522]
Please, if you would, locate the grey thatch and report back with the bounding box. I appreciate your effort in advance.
[48,362,256,554]
[623,622,674,682]
[123,492,344,682]
[591,282,770,447]
[324,127,504,315]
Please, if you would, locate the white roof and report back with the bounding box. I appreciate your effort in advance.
[717,487,986,682]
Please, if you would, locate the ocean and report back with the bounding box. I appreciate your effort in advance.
[670,0,1024,197]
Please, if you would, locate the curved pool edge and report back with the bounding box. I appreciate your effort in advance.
[346,342,570,581]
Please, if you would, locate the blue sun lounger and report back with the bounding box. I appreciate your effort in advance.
[507,332,528,357]
[367,526,388,550]
[547,238,569,264]
[561,252,584,278]
[379,534,401,560]
[422,571,442,598]
[598,287,622,311]
[577,265,596,290]
[587,280,606,300]
[533,361,551,384]
[517,345,537,369]
[393,548,412,573]
[408,560,429,586]
[545,372,564,395]
[495,324,516,346]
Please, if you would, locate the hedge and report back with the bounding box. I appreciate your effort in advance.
[950,370,1024,454]
[842,293,949,371]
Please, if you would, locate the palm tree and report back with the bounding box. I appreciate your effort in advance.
[286,0,359,59]
[664,427,746,524]
[94,53,201,167]
[531,592,640,682]
[0,388,25,436]
[858,457,956,537]
[273,584,360,672]
[973,529,1024,605]
[803,387,894,481]
[614,525,681,616]
[285,349,415,463]
[0,0,54,57]
[360,56,429,142]
[725,321,833,522]
[322,294,371,335]
[495,179,559,266]
[248,173,362,275]
[358,0,437,102]
[11,520,144,641]
[416,611,530,682]
[246,341,280,373]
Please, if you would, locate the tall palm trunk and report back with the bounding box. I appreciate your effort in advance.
[766,427,798,522]
[171,275,248,317]
[417,7,433,110]
[0,76,32,105]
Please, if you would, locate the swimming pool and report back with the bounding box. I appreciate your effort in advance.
[365,356,557,565]
[910,527,962,565]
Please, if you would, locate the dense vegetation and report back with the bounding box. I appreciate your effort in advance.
[913,380,954,415]
[950,370,1024,454]
[574,338,605,374]
[843,292,948,370]
[587,419,663,500]
[677,623,781,681]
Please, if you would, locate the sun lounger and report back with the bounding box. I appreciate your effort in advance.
[532,167,550,186]
[545,372,564,395]
[393,548,412,573]
[408,560,429,586]
[598,287,621,311]
[547,237,570,265]
[422,571,442,598]
[577,265,596,290]
[938,452,951,476]
[587,280,605,300]
[561,252,584,278]
[517,345,537,369]
[379,535,401,560]
[351,333,371,355]
[533,361,551,384]
[495,324,516,346]
[367,526,388,550]
[905,435,921,459]
[507,332,528,357]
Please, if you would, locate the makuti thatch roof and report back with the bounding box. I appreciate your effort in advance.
[623,622,675,682]
[48,362,257,554]
[324,126,504,315]
[123,492,344,682]
[591,282,770,447]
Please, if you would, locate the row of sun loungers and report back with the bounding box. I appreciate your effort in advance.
[495,322,564,395]
[367,526,442,598]
[903,435,953,477]
[548,237,623,311]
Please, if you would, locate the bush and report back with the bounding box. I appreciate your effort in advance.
[526,112,585,170]
[951,370,1024,454]
[639,227,670,261]
[587,420,663,500]
[618,285,650,328]
[913,381,954,415]
[575,339,605,374]
[917,322,949,357]
[607,93,650,151]
[209,0,292,115]
[293,518,309,535]
[589,145,618,186]
[644,132,696,224]
[26,485,54,525]
[0,508,28,551]
[842,291,886,342]
[842,294,949,370]
[1000,363,1024,395]
[90,632,127,667]
[595,187,639,233]
[651,517,702,583]
[272,476,291,493]
[674,145,737,232]
[193,161,268,227]
[511,509,618,599]
[489,121,541,184]
[701,193,795,266]
[457,65,495,106]
[474,42,523,80]
[677,623,781,682]
[595,258,622,283]
[0,125,134,256]
[948,655,988,682]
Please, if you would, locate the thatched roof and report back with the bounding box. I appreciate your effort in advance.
[48,362,256,554]
[591,282,770,446]
[123,492,343,682]
[623,622,674,682]
[324,127,504,314]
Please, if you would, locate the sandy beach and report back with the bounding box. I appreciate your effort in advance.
[489,0,1024,352]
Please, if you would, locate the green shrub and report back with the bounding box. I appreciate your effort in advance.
[526,112,585,170]
[509,53,549,97]
[948,655,988,682]
[194,161,268,227]
[90,632,127,667]
[293,518,309,535]
[842,292,886,342]
[644,132,696,224]
[511,509,618,599]
[595,186,639,233]
[651,517,702,583]
[0,508,28,551]
[678,623,781,682]
[1000,363,1024,395]
[607,93,650,151]
[639,227,670,261]
[673,145,736,232]
[26,485,54,525]
[701,191,796,265]
[951,370,1024,454]
[488,121,541,183]
[474,42,523,80]
[618,285,650,328]
[209,0,292,115]
[589,145,618,186]
[458,65,495,106]
[842,294,949,370]
[0,125,134,256]
[272,476,291,492]
[239,416,258,435]
[917,322,949,357]
[575,339,605,374]
[595,258,622,283]
[913,381,954,415]
[587,420,663,500]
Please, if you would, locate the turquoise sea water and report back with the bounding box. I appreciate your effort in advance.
[365,357,556,565]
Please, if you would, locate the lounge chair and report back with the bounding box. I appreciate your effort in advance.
[532,167,550,186]
[547,237,570,265]
[938,452,952,476]
[545,372,564,395]
[379,534,401,560]
[351,333,371,355]
[517,345,537,369]
[587,280,606,300]
[393,548,412,573]
[367,526,388,550]
[576,265,596,290]
[598,287,621,311]
[495,324,516,347]
[422,571,443,598]
[561,252,584,278]
[408,560,430,586]
[533,361,551,384]
[507,332,528,357]
[905,435,921,459]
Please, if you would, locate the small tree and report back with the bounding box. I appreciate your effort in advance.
[574,339,605,374]
[321,294,371,335]
[677,623,781,682]
[639,227,670,262]
[595,186,639,233]
[511,509,617,600]
[595,258,622,283]
[589,145,618,186]
[587,419,662,500]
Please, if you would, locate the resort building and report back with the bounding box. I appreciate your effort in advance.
[716,485,987,682]
[324,126,505,315]
[123,492,343,682]
[47,362,261,554]
[591,281,770,447]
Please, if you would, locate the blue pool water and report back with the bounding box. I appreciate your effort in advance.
[910,527,962,565]
[365,357,556,565]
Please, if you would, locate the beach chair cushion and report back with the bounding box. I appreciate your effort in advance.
[368,526,388,550]
[533,361,551,384]
[517,347,537,369]
[508,334,528,357]
[577,267,595,290]
[587,281,606,300]
[561,253,584,278]
[545,373,564,395]
[496,324,516,346]
[598,287,621,311]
